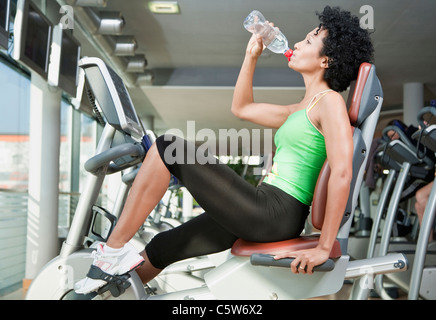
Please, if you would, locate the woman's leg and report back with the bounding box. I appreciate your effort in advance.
[74,143,172,294]
[106,143,171,249]
[135,251,162,285]
[136,212,238,284]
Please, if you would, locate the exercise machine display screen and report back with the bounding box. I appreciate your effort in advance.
[79,57,144,140]
[13,0,53,79]
[25,3,52,75]
[106,65,142,130]
[59,30,80,96]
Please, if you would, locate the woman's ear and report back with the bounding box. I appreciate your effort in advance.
[320,56,330,69]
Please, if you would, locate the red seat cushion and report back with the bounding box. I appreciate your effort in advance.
[231,236,342,258]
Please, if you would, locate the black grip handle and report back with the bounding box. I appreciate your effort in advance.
[85,143,145,174]
[250,253,335,272]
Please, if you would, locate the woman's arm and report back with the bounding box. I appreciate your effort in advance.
[274,93,353,274]
[232,34,294,129]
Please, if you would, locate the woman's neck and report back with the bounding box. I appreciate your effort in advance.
[301,71,331,102]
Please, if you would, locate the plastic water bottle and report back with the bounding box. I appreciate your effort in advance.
[243,10,293,60]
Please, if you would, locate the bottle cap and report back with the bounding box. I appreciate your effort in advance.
[284,49,293,61]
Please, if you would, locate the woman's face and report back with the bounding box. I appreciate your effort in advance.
[288,27,329,73]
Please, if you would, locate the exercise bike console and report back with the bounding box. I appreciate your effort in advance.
[79,57,145,140]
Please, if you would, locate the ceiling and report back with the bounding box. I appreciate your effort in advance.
[56,0,436,152]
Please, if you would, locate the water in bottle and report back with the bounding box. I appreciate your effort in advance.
[243,10,293,61]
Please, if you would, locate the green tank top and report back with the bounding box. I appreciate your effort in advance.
[264,91,331,205]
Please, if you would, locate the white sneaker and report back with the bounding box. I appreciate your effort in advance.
[74,242,144,295]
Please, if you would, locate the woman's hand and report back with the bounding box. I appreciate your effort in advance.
[246,33,264,58]
[245,21,275,58]
[273,246,330,275]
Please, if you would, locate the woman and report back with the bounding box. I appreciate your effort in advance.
[75,6,374,294]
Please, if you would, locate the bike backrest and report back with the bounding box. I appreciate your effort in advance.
[311,63,383,230]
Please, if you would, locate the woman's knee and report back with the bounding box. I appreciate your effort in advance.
[147,135,178,166]
[154,134,184,164]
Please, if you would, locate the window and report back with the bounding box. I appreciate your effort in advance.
[0,54,30,296]
[0,56,30,191]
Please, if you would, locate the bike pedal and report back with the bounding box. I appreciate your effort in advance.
[87,265,132,298]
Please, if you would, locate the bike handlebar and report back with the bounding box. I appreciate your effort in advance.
[85,142,145,174]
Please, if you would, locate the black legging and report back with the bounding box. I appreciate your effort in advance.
[145,134,309,269]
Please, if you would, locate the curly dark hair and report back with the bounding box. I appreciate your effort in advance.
[316,6,374,92]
